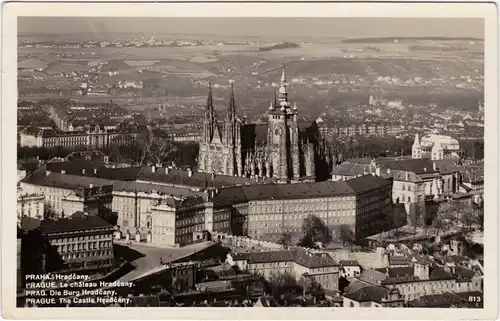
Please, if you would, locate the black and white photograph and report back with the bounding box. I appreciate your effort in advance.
[1,2,498,319]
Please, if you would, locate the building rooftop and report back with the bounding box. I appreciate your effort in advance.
[388,255,412,266]
[339,260,360,267]
[408,292,464,308]
[331,163,371,177]
[21,165,203,199]
[212,175,391,207]
[137,167,267,189]
[376,158,438,175]
[40,216,113,235]
[343,285,393,303]
[232,247,338,268]
[376,266,414,278]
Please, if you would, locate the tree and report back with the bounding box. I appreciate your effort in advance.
[301,215,332,245]
[278,232,292,247]
[459,206,476,230]
[297,233,316,248]
[432,215,448,237]
[144,136,178,165]
[268,271,301,299]
[339,224,355,251]
[298,274,325,300]
[43,202,56,219]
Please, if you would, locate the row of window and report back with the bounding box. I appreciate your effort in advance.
[61,249,112,260]
[53,234,111,243]
[56,241,112,253]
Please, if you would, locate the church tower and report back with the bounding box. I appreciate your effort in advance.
[267,68,301,183]
[222,82,240,176]
[202,82,215,143]
[412,133,422,159]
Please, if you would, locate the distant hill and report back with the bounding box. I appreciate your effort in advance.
[342,37,483,43]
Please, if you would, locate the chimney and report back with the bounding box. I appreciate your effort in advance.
[61,170,66,174]
[187,168,193,177]
[405,171,409,181]
[82,169,86,175]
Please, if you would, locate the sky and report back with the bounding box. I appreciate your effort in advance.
[18,17,485,39]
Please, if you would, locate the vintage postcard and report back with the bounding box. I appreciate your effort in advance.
[1,1,498,320]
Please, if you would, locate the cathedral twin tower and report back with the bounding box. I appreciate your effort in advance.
[198,70,316,183]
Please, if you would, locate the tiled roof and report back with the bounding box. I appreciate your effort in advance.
[212,175,390,207]
[454,266,475,281]
[408,292,463,308]
[343,285,391,303]
[137,167,267,189]
[377,266,414,278]
[433,159,461,174]
[358,269,388,285]
[345,158,373,165]
[388,256,412,266]
[232,250,293,264]
[429,266,455,281]
[331,163,371,176]
[232,247,338,268]
[40,216,113,235]
[381,275,420,285]
[290,248,338,268]
[376,158,438,175]
[21,165,203,199]
[343,280,370,293]
[20,217,41,231]
[381,169,424,183]
[339,260,360,267]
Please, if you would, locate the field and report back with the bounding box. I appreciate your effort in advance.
[17,36,484,117]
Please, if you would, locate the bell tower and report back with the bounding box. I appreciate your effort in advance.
[267,68,300,183]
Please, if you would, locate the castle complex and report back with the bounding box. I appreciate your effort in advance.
[198,70,327,183]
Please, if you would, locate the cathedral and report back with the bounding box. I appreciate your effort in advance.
[197,70,334,183]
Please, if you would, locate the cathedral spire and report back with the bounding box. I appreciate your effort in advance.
[278,67,289,106]
[227,80,236,118]
[205,82,215,139]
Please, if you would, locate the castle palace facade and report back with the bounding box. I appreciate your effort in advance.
[198,70,335,183]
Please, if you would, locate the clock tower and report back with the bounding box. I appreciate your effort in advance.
[267,68,301,183]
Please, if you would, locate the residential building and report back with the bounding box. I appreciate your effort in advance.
[39,215,115,274]
[339,260,362,278]
[352,257,483,303]
[343,286,405,307]
[227,247,340,291]
[412,134,461,160]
